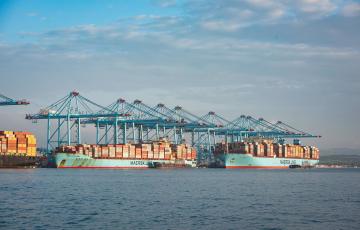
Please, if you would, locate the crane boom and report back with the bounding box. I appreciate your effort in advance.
[0,94,29,106]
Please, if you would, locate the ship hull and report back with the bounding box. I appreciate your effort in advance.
[0,154,41,168]
[54,153,196,169]
[215,153,319,168]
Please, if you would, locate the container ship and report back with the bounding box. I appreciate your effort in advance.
[0,131,41,168]
[214,140,319,169]
[52,139,197,169]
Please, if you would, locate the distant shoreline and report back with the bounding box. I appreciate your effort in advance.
[316,164,359,169]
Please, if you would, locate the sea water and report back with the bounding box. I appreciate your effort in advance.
[0,168,359,229]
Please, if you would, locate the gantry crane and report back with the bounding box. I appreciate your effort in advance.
[0,94,29,106]
[26,91,321,162]
[25,91,119,153]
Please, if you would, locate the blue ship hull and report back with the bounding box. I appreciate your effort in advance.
[215,153,319,168]
[54,153,196,168]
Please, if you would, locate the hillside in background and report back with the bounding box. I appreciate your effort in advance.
[318,148,360,166]
[320,148,360,156]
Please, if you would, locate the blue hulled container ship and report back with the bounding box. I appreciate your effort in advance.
[51,141,197,169]
[54,152,196,168]
[214,153,319,168]
[214,140,320,168]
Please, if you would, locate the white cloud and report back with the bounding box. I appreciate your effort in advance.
[342,2,360,17]
[245,0,278,8]
[13,14,359,61]
[239,9,254,18]
[134,14,163,20]
[26,12,38,17]
[298,0,337,15]
[184,0,347,32]
[200,20,244,32]
[153,0,177,8]
[268,8,285,19]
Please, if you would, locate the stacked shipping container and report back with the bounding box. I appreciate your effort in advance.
[55,141,197,161]
[0,131,37,156]
[171,143,197,160]
[214,141,319,160]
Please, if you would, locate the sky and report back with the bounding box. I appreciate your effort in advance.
[0,0,359,149]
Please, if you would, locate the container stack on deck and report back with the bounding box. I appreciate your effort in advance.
[54,141,197,161]
[215,141,319,160]
[171,143,197,161]
[0,131,37,156]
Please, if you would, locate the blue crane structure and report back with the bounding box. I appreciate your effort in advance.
[25,91,120,153]
[0,94,29,106]
[26,91,321,162]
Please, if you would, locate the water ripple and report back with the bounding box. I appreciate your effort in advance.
[0,168,359,229]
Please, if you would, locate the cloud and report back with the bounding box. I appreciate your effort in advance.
[342,2,360,17]
[153,0,177,8]
[268,8,285,19]
[245,0,279,8]
[183,0,352,32]
[200,20,244,32]
[298,0,337,15]
[26,12,38,17]
[26,11,48,21]
[186,0,287,30]
[12,12,359,62]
